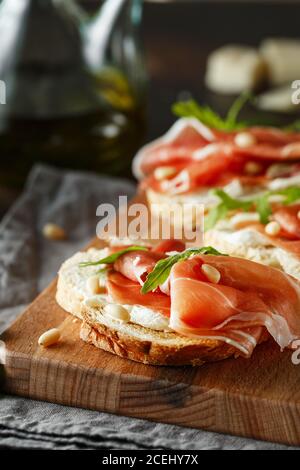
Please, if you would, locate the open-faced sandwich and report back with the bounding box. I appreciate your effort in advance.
[134,99,300,205]
[204,185,300,279]
[56,239,300,366]
[133,98,300,278]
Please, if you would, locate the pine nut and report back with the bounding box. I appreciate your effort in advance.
[86,275,101,295]
[103,304,130,322]
[297,210,300,220]
[43,223,66,240]
[282,142,300,157]
[84,296,106,308]
[230,212,259,228]
[38,328,60,347]
[154,166,176,180]
[201,264,221,284]
[244,161,262,175]
[0,340,5,365]
[268,194,285,203]
[265,221,280,236]
[98,274,107,291]
[266,163,292,179]
[234,132,256,148]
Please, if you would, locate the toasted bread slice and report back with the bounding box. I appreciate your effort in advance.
[56,247,242,366]
[80,305,239,366]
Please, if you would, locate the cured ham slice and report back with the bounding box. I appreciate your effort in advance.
[114,250,163,285]
[106,242,300,357]
[107,272,170,316]
[133,118,300,195]
[151,239,186,254]
[169,254,300,351]
[234,144,300,161]
[113,240,184,285]
[249,127,300,146]
[159,150,235,194]
[132,118,216,179]
[273,204,300,240]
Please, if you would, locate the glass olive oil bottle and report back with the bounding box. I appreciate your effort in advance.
[0,0,147,188]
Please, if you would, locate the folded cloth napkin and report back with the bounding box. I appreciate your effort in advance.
[0,164,293,450]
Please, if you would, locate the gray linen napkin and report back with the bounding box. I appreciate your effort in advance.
[0,164,294,450]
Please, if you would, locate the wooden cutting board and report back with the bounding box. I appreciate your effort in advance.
[1,238,300,447]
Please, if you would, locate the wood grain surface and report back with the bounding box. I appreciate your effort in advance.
[1,233,300,446]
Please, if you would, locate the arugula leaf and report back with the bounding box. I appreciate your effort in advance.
[204,189,252,231]
[255,194,272,224]
[172,100,228,129]
[254,187,300,223]
[141,246,225,294]
[96,267,109,275]
[225,92,253,128]
[172,93,251,131]
[79,246,148,268]
[204,204,228,231]
[284,120,300,132]
[205,185,300,230]
[173,93,300,133]
[213,189,252,211]
[277,186,300,205]
[205,188,268,229]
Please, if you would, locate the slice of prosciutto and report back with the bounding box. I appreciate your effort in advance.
[107,272,170,316]
[132,118,217,179]
[113,239,185,285]
[133,118,300,195]
[169,254,300,353]
[273,204,300,240]
[106,242,300,357]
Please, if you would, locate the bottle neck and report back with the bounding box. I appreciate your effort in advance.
[84,0,143,71]
[0,0,99,118]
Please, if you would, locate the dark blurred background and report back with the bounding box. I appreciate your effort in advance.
[80,0,300,138]
[140,0,300,139]
[1,0,300,215]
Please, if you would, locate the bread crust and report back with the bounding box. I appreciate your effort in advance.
[80,317,238,366]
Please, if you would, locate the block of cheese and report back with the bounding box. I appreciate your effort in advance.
[260,38,300,85]
[255,85,300,113]
[205,45,266,94]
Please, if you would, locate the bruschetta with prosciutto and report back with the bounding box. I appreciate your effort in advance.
[56,240,300,365]
[133,99,300,279]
